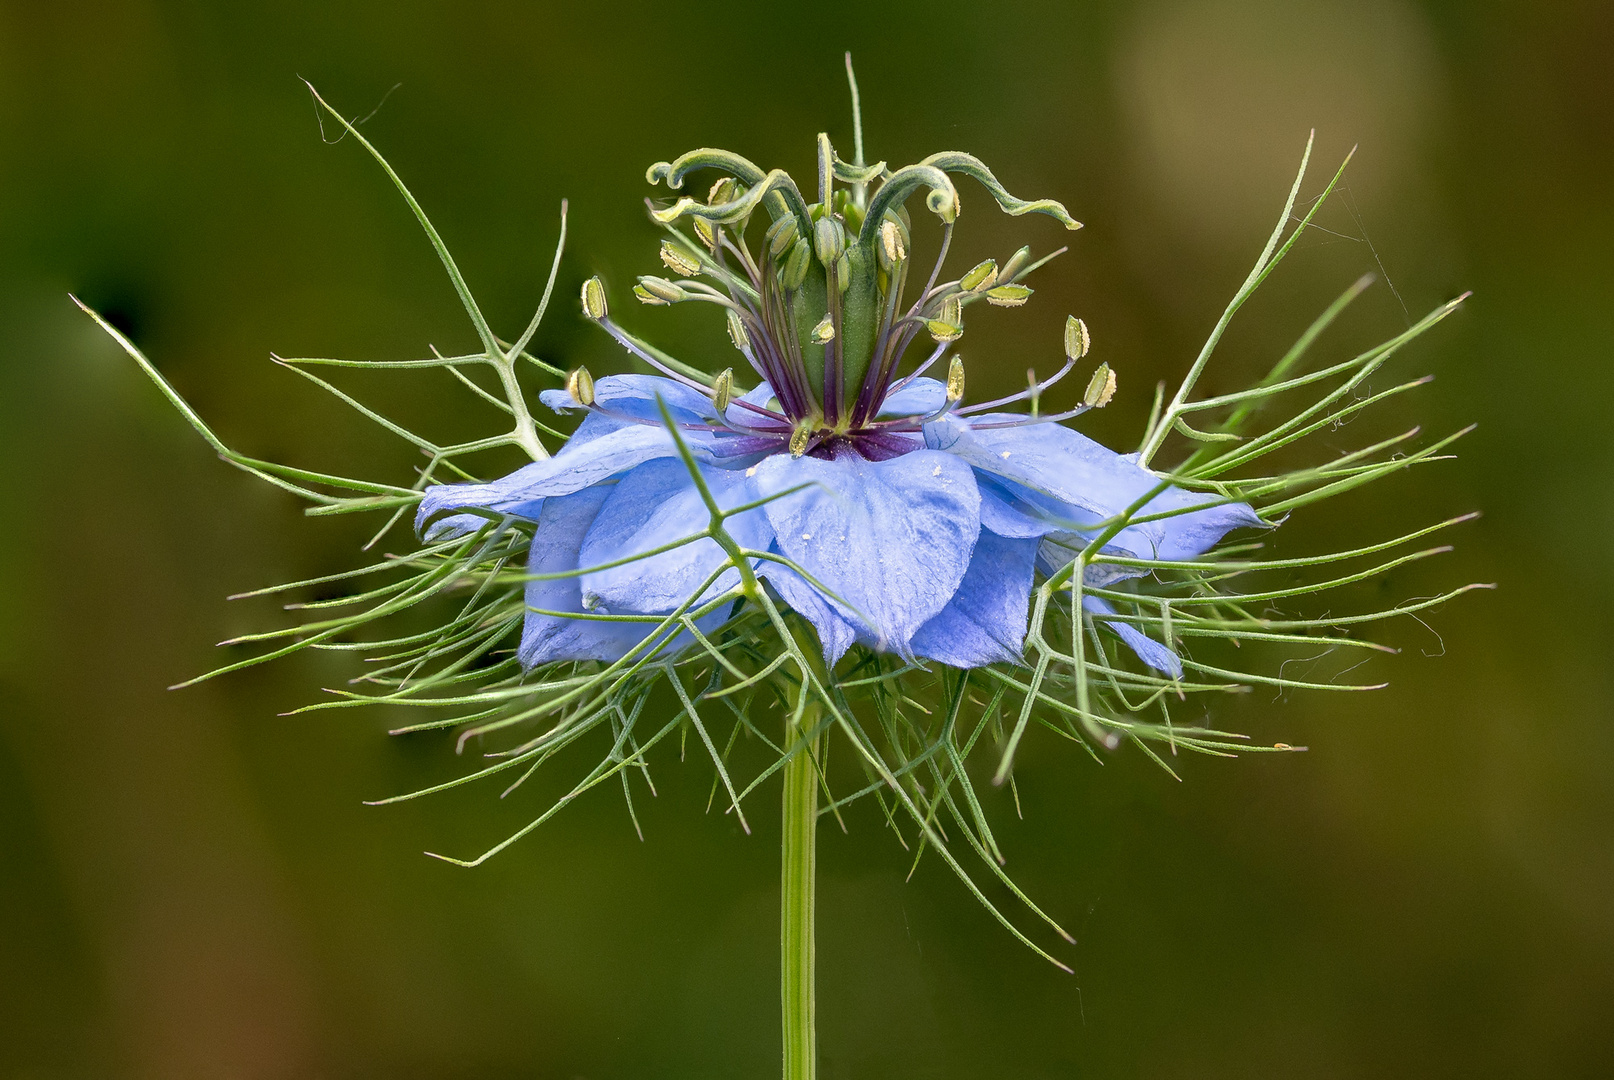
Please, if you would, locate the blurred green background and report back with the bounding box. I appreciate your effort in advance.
[1,1,1610,1076]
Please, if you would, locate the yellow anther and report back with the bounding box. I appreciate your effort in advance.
[580,277,607,320]
[1064,315,1091,361]
[566,365,596,407]
[660,241,700,276]
[879,219,906,265]
[726,310,750,352]
[713,368,734,412]
[960,260,999,292]
[1083,363,1116,408]
[986,283,1033,307]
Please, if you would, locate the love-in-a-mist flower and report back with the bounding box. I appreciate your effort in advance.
[416,140,1263,676]
[89,70,1483,1080]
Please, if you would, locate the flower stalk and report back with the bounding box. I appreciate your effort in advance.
[781,700,820,1080]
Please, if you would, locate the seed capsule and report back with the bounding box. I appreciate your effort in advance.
[1064,316,1090,361]
[566,365,596,407]
[960,260,999,293]
[1083,363,1116,408]
[810,314,836,344]
[986,284,1033,307]
[660,240,700,276]
[726,310,750,352]
[580,277,608,320]
[946,356,966,402]
[713,368,734,412]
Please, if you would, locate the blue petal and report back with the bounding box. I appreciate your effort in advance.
[578,458,774,614]
[1081,594,1183,679]
[724,379,784,426]
[911,530,1038,668]
[753,445,982,655]
[877,376,947,418]
[925,413,1263,564]
[539,373,717,425]
[1037,536,1157,588]
[978,466,1173,588]
[417,423,693,539]
[422,502,547,543]
[758,555,859,665]
[976,475,1062,539]
[520,486,658,665]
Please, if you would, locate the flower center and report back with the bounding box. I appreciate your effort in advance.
[579,132,1084,456]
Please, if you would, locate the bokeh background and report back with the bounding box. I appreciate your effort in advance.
[1,1,1610,1076]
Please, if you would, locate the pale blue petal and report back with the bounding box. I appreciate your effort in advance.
[753,446,981,655]
[566,409,634,446]
[1036,535,1154,588]
[877,376,947,418]
[759,556,859,665]
[724,380,784,426]
[520,487,658,665]
[539,373,716,425]
[926,413,1263,563]
[578,458,774,614]
[423,503,546,543]
[1081,594,1182,679]
[911,530,1038,668]
[417,423,690,539]
[976,476,1061,539]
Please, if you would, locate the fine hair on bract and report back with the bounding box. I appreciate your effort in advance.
[81,67,1487,971]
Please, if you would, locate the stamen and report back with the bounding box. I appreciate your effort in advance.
[955,354,1076,415]
[759,256,815,419]
[1065,315,1091,360]
[1083,363,1116,408]
[660,240,700,277]
[595,316,765,410]
[961,405,1091,429]
[881,341,949,400]
[580,277,608,321]
[566,365,595,406]
[945,356,965,402]
[910,221,954,324]
[720,235,763,288]
[960,259,999,293]
[851,227,913,425]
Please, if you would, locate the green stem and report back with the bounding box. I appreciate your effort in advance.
[483,351,546,462]
[781,702,819,1080]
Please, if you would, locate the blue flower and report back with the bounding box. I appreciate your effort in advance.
[418,374,1261,675]
[416,141,1263,675]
